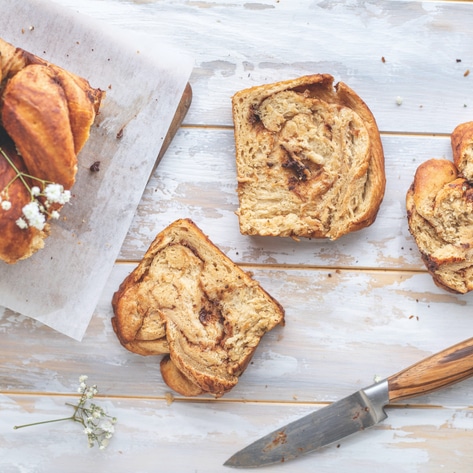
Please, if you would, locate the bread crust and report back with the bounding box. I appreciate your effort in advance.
[451,121,473,180]
[111,268,169,356]
[112,219,285,397]
[160,355,204,397]
[231,74,385,240]
[406,122,473,294]
[0,132,47,263]
[0,37,104,264]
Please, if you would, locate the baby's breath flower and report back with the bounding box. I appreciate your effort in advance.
[16,217,28,229]
[99,437,111,449]
[101,420,115,434]
[13,375,117,450]
[63,191,71,203]
[0,146,72,230]
[22,201,46,230]
[85,385,98,399]
[44,183,70,205]
[1,200,11,211]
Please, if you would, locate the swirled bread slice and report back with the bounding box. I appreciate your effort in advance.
[112,219,285,397]
[406,122,473,294]
[231,74,385,240]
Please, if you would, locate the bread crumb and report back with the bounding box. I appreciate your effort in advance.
[464,69,470,77]
[396,96,403,106]
[165,392,175,405]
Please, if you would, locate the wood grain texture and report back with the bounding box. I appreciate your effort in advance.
[2,393,473,473]
[2,0,473,471]
[51,0,473,132]
[388,338,473,402]
[119,128,458,271]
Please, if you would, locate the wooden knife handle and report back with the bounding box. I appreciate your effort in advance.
[387,337,473,403]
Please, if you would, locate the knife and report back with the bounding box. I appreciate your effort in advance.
[224,337,473,468]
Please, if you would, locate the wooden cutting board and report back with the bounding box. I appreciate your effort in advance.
[156,83,193,172]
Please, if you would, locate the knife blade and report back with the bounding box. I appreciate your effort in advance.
[224,337,473,468]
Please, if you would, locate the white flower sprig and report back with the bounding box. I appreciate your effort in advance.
[14,375,117,450]
[0,147,71,230]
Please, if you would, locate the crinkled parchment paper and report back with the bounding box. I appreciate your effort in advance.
[0,0,193,340]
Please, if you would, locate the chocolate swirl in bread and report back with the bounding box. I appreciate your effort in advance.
[112,219,285,397]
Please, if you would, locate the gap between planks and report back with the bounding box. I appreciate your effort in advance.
[3,390,469,411]
[113,259,429,276]
[180,123,454,139]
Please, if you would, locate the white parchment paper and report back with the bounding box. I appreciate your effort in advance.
[0,0,193,340]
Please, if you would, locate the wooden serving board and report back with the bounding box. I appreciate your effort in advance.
[155,83,193,173]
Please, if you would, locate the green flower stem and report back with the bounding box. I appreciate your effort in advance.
[13,416,74,430]
[0,147,48,198]
[0,148,32,195]
[14,401,86,430]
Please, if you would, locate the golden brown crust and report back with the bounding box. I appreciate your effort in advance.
[406,124,473,294]
[0,133,47,263]
[0,37,29,83]
[231,74,385,240]
[111,219,285,397]
[411,159,458,219]
[111,270,169,356]
[451,121,473,180]
[3,65,78,189]
[0,38,104,264]
[160,355,204,397]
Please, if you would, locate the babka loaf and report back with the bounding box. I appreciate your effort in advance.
[112,219,285,397]
[231,74,385,240]
[406,122,473,294]
[0,37,104,263]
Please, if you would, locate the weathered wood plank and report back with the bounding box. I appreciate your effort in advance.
[53,0,473,132]
[1,393,472,473]
[119,128,455,273]
[2,264,473,406]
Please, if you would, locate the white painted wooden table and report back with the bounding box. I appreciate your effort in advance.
[1,1,473,472]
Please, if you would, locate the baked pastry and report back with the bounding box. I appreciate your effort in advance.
[0,37,104,264]
[231,74,385,240]
[112,218,285,397]
[406,121,473,294]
